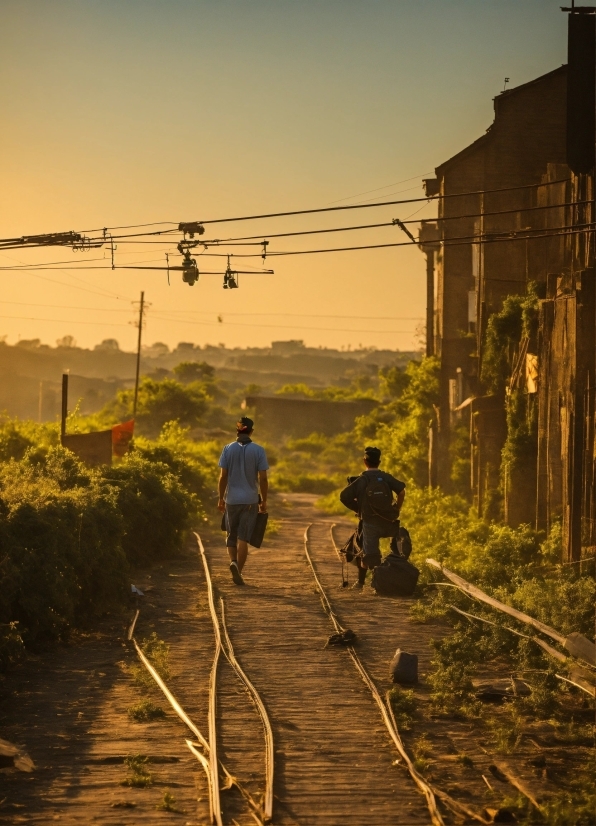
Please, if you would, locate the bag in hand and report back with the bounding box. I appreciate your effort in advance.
[220,509,269,548]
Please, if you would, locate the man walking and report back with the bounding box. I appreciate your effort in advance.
[339,446,405,588]
[218,416,269,585]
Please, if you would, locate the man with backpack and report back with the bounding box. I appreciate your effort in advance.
[339,446,405,588]
[218,417,269,585]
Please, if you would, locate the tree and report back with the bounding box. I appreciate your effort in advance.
[103,377,209,436]
[94,339,120,351]
[172,361,215,384]
[56,335,77,349]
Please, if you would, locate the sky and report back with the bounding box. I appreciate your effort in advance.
[0,0,568,353]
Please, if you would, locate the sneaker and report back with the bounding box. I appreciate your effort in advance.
[351,580,364,590]
[229,561,244,585]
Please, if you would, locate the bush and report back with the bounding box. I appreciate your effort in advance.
[101,453,199,565]
[0,448,127,645]
[0,431,204,665]
[99,377,210,437]
[355,357,439,487]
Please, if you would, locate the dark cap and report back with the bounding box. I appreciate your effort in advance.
[364,446,381,464]
[237,416,254,433]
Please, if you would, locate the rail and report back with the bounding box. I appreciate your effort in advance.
[305,524,447,826]
[195,531,275,824]
[127,533,271,825]
[325,523,493,825]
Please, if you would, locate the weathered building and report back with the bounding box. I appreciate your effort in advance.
[425,7,595,561]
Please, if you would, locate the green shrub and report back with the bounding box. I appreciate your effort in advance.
[272,471,339,494]
[101,454,198,564]
[355,357,439,487]
[100,377,210,437]
[0,448,127,644]
[127,700,166,722]
[0,433,203,662]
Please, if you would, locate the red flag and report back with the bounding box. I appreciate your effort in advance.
[112,419,135,458]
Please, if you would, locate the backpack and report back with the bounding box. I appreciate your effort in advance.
[362,473,399,521]
[371,553,419,596]
[339,530,362,563]
[390,526,413,559]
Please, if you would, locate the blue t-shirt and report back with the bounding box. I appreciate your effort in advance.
[218,440,269,505]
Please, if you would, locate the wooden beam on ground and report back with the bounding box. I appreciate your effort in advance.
[427,559,596,667]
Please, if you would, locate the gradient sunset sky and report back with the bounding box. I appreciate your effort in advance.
[1,1,567,352]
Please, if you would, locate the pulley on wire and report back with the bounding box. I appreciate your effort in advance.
[181,249,199,286]
[223,256,238,289]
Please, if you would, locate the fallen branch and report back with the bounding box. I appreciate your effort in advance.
[427,559,595,667]
[489,761,543,813]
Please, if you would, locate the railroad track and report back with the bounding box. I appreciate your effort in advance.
[125,519,490,825]
[127,531,274,826]
[308,522,494,826]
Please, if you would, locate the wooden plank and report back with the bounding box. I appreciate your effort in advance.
[430,559,596,667]
[427,559,566,643]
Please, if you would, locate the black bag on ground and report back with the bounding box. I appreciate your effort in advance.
[371,552,419,596]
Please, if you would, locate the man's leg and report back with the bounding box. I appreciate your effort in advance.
[226,506,245,585]
[361,522,382,571]
[236,540,249,572]
[234,504,258,577]
[353,557,367,588]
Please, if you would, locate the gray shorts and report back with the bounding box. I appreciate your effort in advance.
[361,520,399,568]
[226,503,258,546]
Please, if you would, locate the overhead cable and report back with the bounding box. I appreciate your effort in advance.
[16,176,568,242]
[150,313,418,334]
[182,178,570,227]
[0,222,590,271]
[87,199,587,247]
[218,222,596,258]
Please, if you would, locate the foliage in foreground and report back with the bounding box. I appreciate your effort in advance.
[315,355,594,821]
[0,420,202,669]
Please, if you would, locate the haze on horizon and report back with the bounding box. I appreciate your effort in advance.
[0,0,566,353]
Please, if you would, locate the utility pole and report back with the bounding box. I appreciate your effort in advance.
[60,372,69,441]
[132,291,145,420]
[418,222,440,358]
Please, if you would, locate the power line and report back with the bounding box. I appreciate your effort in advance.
[344,183,429,206]
[0,313,132,327]
[0,300,138,313]
[12,176,566,242]
[0,252,135,302]
[147,310,423,320]
[0,220,589,272]
[179,199,588,246]
[2,197,585,265]
[222,222,596,258]
[327,172,432,205]
[183,178,570,227]
[0,300,423,333]
[149,312,417,335]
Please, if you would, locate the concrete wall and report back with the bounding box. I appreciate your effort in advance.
[243,395,377,440]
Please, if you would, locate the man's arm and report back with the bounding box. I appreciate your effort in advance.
[258,470,268,513]
[396,488,405,516]
[339,478,361,514]
[218,468,228,513]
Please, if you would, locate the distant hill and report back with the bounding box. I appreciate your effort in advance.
[0,338,419,420]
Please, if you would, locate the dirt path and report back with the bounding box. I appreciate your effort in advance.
[0,495,445,825]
